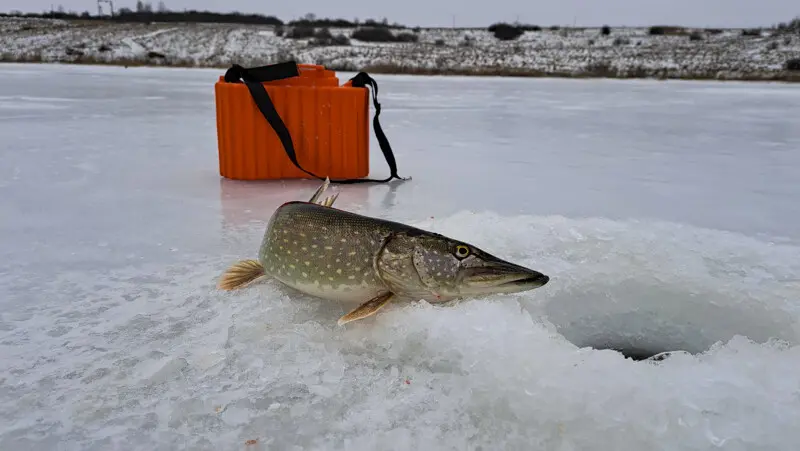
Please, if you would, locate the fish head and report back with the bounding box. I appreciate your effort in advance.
[375,230,550,301]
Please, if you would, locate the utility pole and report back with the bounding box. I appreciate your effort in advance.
[97,0,115,17]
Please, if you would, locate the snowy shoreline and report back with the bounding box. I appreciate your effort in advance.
[2,17,800,82]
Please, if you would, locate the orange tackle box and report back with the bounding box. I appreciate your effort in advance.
[214,61,407,184]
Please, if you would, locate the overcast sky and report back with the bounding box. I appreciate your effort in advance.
[6,0,799,28]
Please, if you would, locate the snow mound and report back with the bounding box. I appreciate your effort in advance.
[2,211,799,450]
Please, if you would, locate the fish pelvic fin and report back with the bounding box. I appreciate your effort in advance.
[218,259,267,290]
[337,292,394,326]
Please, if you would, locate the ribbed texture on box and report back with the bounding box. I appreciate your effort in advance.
[214,66,370,181]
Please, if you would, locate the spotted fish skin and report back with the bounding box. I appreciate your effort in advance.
[217,180,550,325]
[257,201,394,304]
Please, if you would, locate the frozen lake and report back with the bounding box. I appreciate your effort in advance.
[1,62,800,450]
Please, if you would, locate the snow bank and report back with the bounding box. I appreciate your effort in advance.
[3,211,799,450]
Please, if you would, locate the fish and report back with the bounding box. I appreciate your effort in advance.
[218,178,550,326]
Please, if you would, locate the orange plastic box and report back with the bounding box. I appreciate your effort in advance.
[214,61,405,183]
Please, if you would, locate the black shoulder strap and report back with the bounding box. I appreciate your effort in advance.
[223,61,410,184]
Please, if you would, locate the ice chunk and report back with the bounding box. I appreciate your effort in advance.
[132,355,188,385]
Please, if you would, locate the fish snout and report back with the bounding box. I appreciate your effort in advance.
[499,265,550,288]
[462,259,550,292]
[519,270,550,287]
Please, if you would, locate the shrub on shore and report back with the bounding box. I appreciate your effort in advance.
[488,23,524,40]
[649,25,687,36]
[350,27,418,43]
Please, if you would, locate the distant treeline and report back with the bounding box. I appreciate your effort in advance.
[0,3,406,28]
[284,13,405,29]
[487,18,800,41]
[0,9,282,25]
[2,3,798,35]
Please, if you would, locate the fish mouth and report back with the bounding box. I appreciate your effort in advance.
[463,260,550,290]
[499,272,550,287]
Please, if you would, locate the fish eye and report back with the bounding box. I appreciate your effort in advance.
[454,245,470,258]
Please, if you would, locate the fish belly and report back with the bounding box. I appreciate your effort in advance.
[275,278,387,304]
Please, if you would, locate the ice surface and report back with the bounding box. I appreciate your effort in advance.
[1,63,800,450]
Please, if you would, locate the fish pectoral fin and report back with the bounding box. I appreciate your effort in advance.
[337,292,394,326]
[217,259,267,290]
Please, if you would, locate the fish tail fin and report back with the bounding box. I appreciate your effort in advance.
[217,259,267,290]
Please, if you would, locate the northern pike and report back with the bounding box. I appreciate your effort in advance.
[218,179,549,325]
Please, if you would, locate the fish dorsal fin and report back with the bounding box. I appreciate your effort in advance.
[307,177,331,204]
[307,177,339,207]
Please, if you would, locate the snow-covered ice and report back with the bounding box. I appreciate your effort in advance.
[1,63,800,450]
